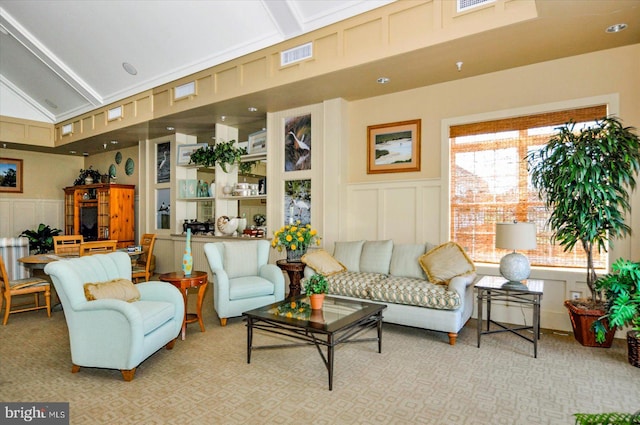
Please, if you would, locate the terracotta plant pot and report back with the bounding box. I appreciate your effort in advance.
[309,293,325,310]
[564,300,615,348]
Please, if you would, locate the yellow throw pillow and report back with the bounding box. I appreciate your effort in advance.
[419,242,475,285]
[84,278,141,302]
[301,249,346,276]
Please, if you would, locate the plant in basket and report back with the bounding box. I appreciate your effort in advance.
[594,258,640,367]
[271,220,321,262]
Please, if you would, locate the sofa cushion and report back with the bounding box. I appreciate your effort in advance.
[333,240,365,272]
[389,243,427,279]
[83,278,140,302]
[326,271,387,298]
[223,241,258,278]
[419,242,475,285]
[369,276,461,310]
[360,240,394,274]
[132,300,176,334]
[301,249,346,276]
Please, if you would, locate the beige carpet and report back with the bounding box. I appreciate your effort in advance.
[1,289,639,425]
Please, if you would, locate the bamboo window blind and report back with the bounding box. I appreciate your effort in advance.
[449,105,607,269]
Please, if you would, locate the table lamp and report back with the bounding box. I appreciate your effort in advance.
[495,221,537,288]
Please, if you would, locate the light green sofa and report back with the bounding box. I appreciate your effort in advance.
[303,240,476,345]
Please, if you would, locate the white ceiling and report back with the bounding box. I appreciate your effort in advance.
[0,0,393,123]
[1,0,639,156]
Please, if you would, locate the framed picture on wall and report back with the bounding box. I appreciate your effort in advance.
[367,119,421,174]
[284,179,311,226]
[0,158,23,193]
[156,142,171,183]
[248,130,267,154]
[177,143,207,166]
[285,114,311,171]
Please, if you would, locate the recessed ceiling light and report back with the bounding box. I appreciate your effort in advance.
[122,62,138,75]
[248,107,258,112]
[377,77,390,84]
[110,140,118,144]
[606,23,627,33]
[44,99,58,109]
[69,150,76,154]
[82,152,89,156]
[221,115,226,121]
[166,126,175,131]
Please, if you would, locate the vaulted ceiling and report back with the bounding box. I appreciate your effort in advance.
[1,0,639,156]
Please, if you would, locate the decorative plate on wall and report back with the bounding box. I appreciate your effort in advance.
[115,151,122,164]
[109,164,117,178]
[125,158,134,175]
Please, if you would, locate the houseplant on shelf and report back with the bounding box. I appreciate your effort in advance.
[594,258,640,366]
[304,273,328,310]
[74,166,103,185]
[271,220,321,262]
[20,223,62,254]
[526,116,640,347]
[189,140,242,172]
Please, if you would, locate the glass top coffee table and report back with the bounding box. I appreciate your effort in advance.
[243,295,387,390]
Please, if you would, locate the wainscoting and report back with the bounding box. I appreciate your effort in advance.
[0,198,64,237]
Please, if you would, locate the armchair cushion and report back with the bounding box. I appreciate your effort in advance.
[223,241,258,278]
[84,278,140,302]
[230,276,276,300]
[132,300,177,334]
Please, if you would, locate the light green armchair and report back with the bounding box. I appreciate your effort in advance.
[44,252,184,381]
[204,240,284,326]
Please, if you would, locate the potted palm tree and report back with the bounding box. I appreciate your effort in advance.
[594,258,640,366]
[526,116,640,347]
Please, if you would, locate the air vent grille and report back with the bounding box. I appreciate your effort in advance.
[281,42,313,67]
[457,0,494,12]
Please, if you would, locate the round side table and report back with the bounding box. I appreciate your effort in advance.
[276,260,306,297]
[159,271,208,340]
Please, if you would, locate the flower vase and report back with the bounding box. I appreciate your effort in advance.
[182,228,193,276]
[309,293,325,310]
[286,246,307,262]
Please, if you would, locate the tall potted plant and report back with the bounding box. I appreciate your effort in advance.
[526,116,640,347]
[20,223,62,254]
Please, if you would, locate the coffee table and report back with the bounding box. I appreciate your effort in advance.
[243,295,386,390]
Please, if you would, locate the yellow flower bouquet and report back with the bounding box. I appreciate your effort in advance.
[271,221,321,252]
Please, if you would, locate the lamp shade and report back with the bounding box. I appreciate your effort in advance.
[495,222,537,251]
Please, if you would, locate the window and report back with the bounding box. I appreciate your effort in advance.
[449,105,607,269]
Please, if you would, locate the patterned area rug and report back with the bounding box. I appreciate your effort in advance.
[1,290,638,424]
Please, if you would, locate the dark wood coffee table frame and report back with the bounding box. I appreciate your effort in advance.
[244,295,386,390]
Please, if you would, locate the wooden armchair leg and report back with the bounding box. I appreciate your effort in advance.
[220,318,227,326]
[71,364,81,373]
[448,333,457,346]
[120,368,136,381]
[165,338,176,350]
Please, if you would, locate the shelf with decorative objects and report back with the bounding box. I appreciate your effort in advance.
[177,197,216,202]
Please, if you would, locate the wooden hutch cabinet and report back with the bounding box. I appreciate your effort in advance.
[64,184,135,248]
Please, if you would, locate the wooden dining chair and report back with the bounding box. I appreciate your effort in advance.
[79,240,118,256]
[0,256,51,325]
[53,235,84,256]
[132,234,157,283]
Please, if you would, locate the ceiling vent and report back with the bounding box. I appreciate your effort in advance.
[281,42,313,67]
[457,0,494,12]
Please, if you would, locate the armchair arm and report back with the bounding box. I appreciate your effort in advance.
[448,272,477,308]
[260,264,285,300]
[137,281,183,305]
[210,267,230,313]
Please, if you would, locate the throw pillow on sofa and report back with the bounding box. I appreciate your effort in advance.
[301,249,346,276]
[84,278,140,302]
[419,242,475,285]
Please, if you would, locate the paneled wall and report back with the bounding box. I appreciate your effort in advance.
[0,198,64,238]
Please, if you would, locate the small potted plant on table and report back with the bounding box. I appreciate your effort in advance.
[304,273,328,310]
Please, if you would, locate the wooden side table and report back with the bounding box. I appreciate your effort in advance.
[276,260,306,297]
[159,271,208,340]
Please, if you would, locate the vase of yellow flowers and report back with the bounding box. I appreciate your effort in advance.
[271,220,321,262]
